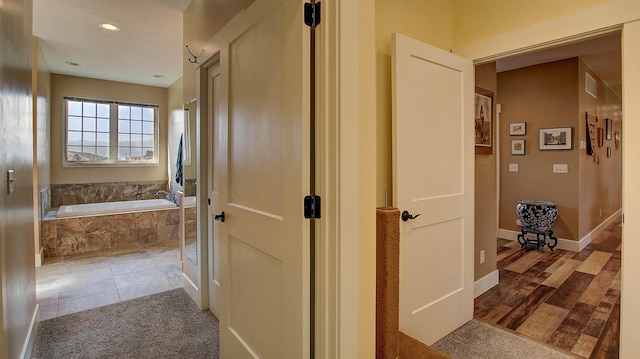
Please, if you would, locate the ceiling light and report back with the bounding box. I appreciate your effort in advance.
[99,23,120,31]
[153,74,164,78]
[65,61,80,66]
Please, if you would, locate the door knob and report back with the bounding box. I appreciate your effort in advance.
[214,211,225,222]
[401,210,421,222]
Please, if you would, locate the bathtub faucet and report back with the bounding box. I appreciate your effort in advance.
[156,190,177,204]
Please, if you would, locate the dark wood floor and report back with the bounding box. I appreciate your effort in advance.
[474,218,621,359]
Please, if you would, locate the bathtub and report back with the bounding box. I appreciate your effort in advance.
[57,199,177,218]
[41,199,180,258]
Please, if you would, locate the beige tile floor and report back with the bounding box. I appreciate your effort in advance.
[36,241,182,321]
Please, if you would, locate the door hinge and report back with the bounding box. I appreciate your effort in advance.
[304,2,321,27]
[304,195,321,219]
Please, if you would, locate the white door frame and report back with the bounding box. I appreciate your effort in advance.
[453,3,640,357]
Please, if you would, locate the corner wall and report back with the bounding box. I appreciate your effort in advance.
[50,74,169,185]
[497,58,581,240]
[474,62,498,280]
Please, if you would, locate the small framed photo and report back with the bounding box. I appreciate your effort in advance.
[607,146,612,158]
[509,122,526,136]
[511,139,525,155]
[606,118,613,140]
[539,127,572,150]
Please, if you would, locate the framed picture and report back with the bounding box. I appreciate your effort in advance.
[607,146,612,158]
[597,128,604,147]
[539,127,572,150]
[511,139,525,155]
[606,118,613,140]
[509,122,526,136]
[475,87,493,155]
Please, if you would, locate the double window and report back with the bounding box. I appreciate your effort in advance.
[64,98,159,166]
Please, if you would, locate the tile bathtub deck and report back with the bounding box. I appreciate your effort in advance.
[36,241,182,320]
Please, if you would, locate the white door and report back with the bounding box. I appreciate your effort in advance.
[392,32,474,345]
[213,0,310,358]
[207,62,221,317]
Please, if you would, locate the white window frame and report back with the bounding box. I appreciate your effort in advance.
[63,97,160,167]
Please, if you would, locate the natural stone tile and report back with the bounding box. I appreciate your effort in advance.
[113,267,165,289]
[58,277,117,300]
[135,211,157,229]
[118,279,173,301]
[57,290,121,316]
[56,218,85,238]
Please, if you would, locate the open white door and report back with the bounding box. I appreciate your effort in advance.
[392,32,474,345]
[207,62,221,317]
[212,0,310,357]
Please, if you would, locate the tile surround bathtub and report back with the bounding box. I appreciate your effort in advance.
[41,208,179,257]
[51,180,169,207]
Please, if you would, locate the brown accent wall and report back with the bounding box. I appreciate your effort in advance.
[498,57,622,241]
[498,58,580,240]
[50,74,168,185]
[578,59,622,238]
[182,0,255,103]
[0,0,37,357]
[474,62,498,280]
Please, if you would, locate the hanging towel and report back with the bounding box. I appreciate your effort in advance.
[176,134,184,185]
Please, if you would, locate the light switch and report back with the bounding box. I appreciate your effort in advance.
[553,164,568,173]
[509,164,518,172]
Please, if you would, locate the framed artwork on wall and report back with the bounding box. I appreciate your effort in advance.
[539,127,572,150]
[511,139,525,155]
[606,118,613,140]
[509,122,526,135]
[475,87,493,155]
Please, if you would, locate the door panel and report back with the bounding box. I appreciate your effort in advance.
[215,0,310,357]
[393,32,474,345]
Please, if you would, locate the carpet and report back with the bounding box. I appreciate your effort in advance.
[432,319,575,359]
[31,289,219,359]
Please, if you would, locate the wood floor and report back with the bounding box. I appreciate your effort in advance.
[474,218,621,359]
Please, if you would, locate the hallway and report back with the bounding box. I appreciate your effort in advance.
[36,241,182,320]
[475,218,621,358]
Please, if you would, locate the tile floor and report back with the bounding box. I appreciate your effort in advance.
[36,241,182,321]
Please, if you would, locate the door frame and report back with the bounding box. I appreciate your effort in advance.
[452,4,639,357]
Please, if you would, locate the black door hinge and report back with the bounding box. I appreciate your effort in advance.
[304,195,321,219]
[304,2,321,27]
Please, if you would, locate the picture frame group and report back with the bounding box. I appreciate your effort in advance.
[511,139,525,155]
[509,122,526,136]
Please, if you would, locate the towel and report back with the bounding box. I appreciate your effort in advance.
[176,134,183,185]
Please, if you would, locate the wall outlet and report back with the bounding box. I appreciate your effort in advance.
[509,164,518,172]
[480,250,485,264]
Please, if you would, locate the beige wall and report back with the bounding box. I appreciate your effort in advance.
[1,0,37,357]
[475,62,498,280]
[32,37,51,260]
[375,0,453,206]
[50,74,169,185]
[498,59,580,240]
[452,0,613,47]
[578,59,622,238]
[182,0,255,103]
[167,77,184,188]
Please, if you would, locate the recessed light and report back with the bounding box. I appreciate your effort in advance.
[99,23,120,31]
[65,61,80,66]
[153,74,164,78]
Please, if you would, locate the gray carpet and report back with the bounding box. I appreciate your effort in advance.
[32,289,219,359]
[432,319,575,359]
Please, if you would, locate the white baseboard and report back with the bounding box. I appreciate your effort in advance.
[497,209,622,252]
[21,304,39,359]
[474,270,499,298]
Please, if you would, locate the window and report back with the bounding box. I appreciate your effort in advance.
[65,98,159,166]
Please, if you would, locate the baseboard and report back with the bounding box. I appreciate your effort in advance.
[21,303,39,359]
[35,250,43,268]
[497,209,622,252]
[474,270,499,298]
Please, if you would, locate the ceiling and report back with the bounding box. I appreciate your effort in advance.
[33,2,621,94]
[33,0,192,88]
[497,32,622,98]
